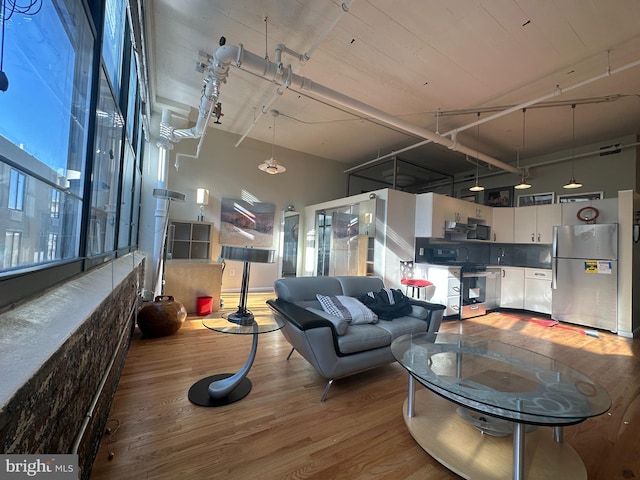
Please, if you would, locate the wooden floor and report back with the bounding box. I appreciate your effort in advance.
[90,292,640,480]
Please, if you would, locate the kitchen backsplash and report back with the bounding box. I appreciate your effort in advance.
[415,238,552,269]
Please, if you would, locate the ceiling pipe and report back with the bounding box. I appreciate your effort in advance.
[170,73,221,141]
[208,43,520,174]
[234,0,354,148]
[353,56,640,174]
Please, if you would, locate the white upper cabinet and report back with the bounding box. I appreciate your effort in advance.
[514,204,562,244]
[491,207,514,243]
[465,202,493,224]
[415,192,491,239]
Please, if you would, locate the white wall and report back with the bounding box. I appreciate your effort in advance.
[162,127,348,292]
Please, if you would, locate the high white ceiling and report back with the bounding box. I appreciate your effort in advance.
[143,0,640,187]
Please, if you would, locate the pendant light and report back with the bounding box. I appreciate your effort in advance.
[514,108,532,190]
[563,104,582,189]
[258,110,287,175]
[469,113,484,192]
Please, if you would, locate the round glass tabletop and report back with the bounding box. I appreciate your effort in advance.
[202,312,284,335]
[391,332,611,425]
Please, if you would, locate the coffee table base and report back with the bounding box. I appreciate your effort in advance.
[404,389,587,480]
[188,374,252,407]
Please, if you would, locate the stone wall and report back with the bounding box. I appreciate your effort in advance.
[0,253,144,479]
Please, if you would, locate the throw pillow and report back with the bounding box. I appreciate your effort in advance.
[316,294,379,325]
[358,288,413,320]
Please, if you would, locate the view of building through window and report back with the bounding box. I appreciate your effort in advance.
[0,0,144,309]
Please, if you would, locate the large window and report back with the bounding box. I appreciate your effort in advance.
[0,0,145,307]
[102,0,127,98]
[0,0,92,274]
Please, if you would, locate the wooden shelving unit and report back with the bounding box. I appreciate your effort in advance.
[168,221,212,260]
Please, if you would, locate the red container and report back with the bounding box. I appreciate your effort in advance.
[196,296,213,316]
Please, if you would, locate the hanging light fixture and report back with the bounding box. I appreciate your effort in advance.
[563,104,582,189]
[258,110,287,175]
[514,108,532,190]
[469,113,484,192]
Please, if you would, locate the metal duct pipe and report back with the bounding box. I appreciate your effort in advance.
[210,43,520,174]
[235,0,353,148]
[352,59,640,174]
[171,74,221,141]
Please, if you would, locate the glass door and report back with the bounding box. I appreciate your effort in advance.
[315,205,360,277]
[280,212,299,277]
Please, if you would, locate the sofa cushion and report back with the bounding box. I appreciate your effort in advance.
[316,294,379,325]
[306,307,349,336]
[275,277,343,302]
[336,324,392,354]
[374,316,429,340]
[336,276,385,298]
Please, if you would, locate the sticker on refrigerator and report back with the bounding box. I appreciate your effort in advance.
[584,260,612,274]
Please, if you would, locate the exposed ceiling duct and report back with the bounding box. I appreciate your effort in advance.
[162,41,519,175]
[162,37,640,178]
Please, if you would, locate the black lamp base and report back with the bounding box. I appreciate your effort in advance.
[188,374,252,406]
[225,309,255,326]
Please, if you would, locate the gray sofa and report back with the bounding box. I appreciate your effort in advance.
[267,276,446,401]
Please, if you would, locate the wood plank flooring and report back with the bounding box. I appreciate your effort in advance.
[90,293,640,480]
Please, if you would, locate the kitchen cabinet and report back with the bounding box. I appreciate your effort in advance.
[491,207,515,243]
[465,202,493,224]
[168,221,213,259]
[425,264,461,317]
[514,204,561,244]
[524,268,552,314]
[415,192,491,239]
[499,267,524,309]
[416,193,460,238]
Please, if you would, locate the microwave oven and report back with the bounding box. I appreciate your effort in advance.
[467,224,491,240]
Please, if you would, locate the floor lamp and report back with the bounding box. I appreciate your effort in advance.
[220,245,275,325]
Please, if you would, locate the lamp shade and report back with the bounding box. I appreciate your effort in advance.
[196,188,209,205]
[220,245,275,264]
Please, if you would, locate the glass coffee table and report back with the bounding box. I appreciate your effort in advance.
[188,313,283,407]
[391,332,611,480]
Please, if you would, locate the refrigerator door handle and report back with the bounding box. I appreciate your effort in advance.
[551,226,558,258]
[551,258,557,290]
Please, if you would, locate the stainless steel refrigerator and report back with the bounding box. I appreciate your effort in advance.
[551,223,618,332]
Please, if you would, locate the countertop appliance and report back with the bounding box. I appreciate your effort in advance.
[551,223,618,332]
